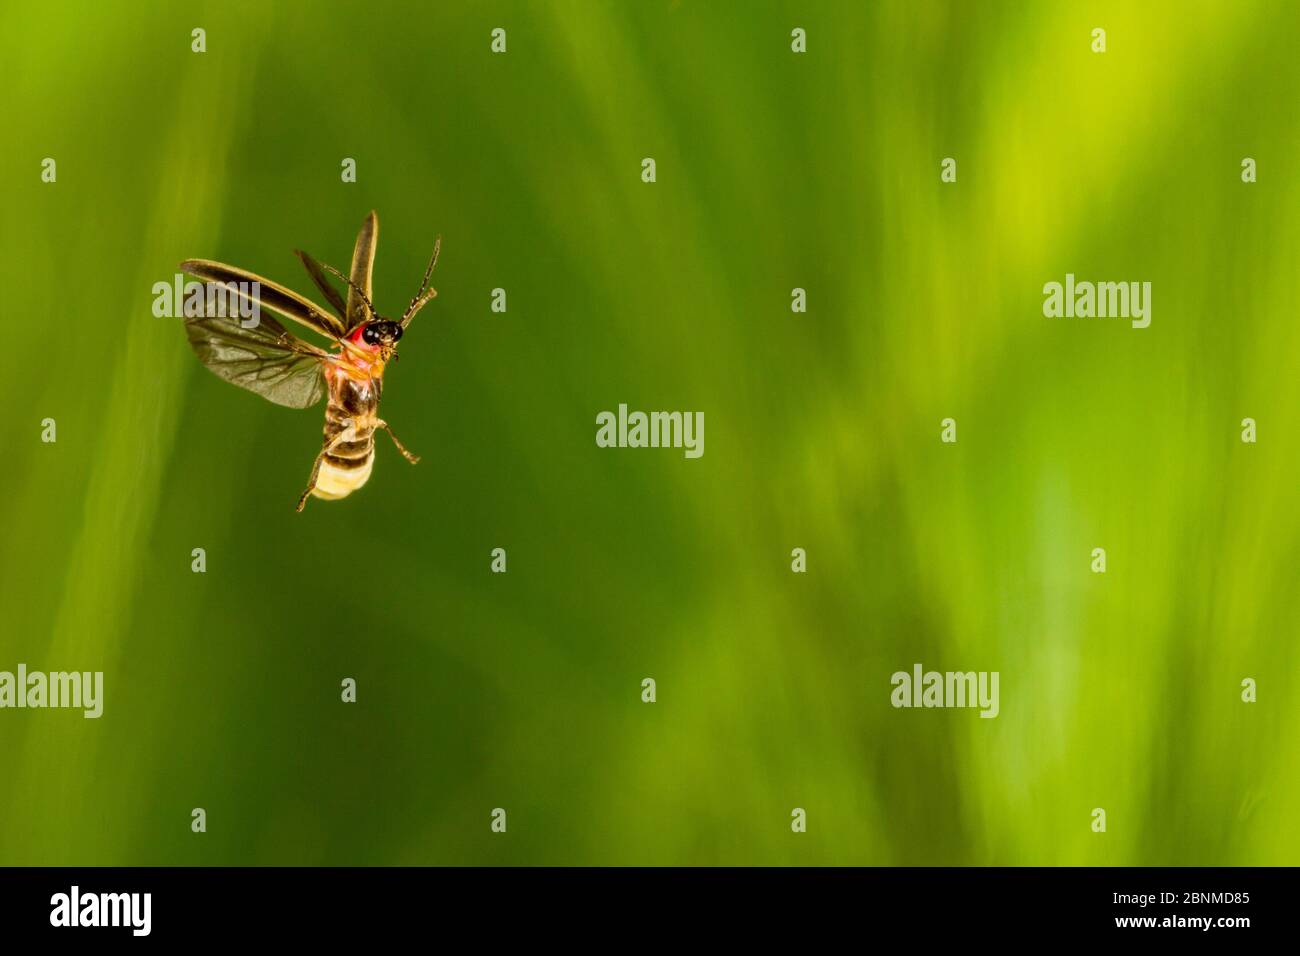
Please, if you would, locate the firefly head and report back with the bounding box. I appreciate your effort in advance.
[360,319,403,348]
[350,318,404,364]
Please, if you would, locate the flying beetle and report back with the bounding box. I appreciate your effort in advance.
[179,211,440,511]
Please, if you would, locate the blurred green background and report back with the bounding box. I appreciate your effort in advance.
[1,0,1298,865]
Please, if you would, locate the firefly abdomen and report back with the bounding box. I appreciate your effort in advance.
[315,371,380,501]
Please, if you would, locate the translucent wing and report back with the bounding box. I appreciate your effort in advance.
[185,313,329,409]
[345,211,378,332]
[295,248,348,319]
[180,259,347,340]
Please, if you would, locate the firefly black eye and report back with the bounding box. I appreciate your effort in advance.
[390,323,403,341]
[362,324,382,345]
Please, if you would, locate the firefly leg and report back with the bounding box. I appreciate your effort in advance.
[377,419,420,464]
[296,428,351,512]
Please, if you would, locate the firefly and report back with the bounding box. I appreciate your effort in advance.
[180,211,440,510]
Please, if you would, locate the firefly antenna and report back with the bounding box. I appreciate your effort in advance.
[322,262,380,323]
[402,236,442,327]
[407,237,441,314]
